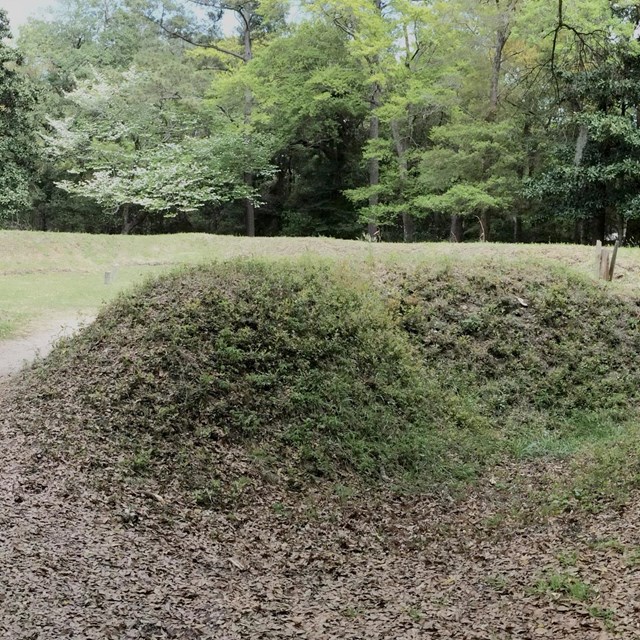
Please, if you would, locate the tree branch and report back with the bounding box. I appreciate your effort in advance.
[142,12,246,61]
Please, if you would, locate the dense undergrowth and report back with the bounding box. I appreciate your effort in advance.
[18,258,640,505]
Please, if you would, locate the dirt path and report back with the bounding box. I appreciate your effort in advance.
[0,314,94,378]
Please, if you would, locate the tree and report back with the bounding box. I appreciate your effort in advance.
[136,0,289,236]
[527,0,640,244]
[0,10,39,224]
[18,0,199,231]
[415,116,521,240]
[45,68,274,232]
[306,0,398,239]
[244,19,370,236]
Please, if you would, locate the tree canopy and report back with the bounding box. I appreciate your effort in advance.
[0,9,39,223]
[3,0,640,243]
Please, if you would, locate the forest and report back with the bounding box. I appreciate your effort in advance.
[2,0,640,244]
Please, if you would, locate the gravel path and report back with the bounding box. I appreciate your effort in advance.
[0,315,93,378]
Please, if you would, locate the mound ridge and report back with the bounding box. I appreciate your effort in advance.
[20,260,434,499]
[6,258,640,502]
[394,265,640,457]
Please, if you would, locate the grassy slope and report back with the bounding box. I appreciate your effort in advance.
[3,231,640,499]
[5,253,638,514]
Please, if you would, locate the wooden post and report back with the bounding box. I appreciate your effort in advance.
[594,240,603,278]
[608,241,620,281]
[599,249,611,281]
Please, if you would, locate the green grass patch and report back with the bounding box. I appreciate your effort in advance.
[532,571,593,602]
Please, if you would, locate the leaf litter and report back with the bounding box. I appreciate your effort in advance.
[1,260,640,638]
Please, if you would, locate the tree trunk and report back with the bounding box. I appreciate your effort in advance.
[488,33,506,122]
[366,0,384,240]
[594,210,606,243]
[483,1,518,237]
[402,213,416,243]
[121,204,145,235]
[480,27,507,239]
[450,215,463,242]
[513,215,522,242]
[368,84,381,239]
[480,211,491,242]
[390,119,414,242]
[619,214,628,245]
[244,171,255,237]
[516,119,531,245]
[242,15,255,237]
[121,204,132,235]
[488,1,518,121]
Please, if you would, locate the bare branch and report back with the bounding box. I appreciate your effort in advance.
[141,10,247,61]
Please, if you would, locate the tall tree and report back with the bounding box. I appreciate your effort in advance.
[44,66,274,232]
[408,0,528,242]
[0,10,39,224]
[244,19,369,236]
[527,0,640,244]
[138,0,288,236]
[307,0,397,239]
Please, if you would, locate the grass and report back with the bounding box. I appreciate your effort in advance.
[3,250,636,508]
[5,231,640,638]
[0,267,168,338]
[3,229,640,339]
[532,571,593,602]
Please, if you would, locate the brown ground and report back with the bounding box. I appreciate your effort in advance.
[1,376,639,640]
[2,257,640,638]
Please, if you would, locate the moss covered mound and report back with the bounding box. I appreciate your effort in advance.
[17,258,640,498]
[34,260,433,490]
[393,264,640,467]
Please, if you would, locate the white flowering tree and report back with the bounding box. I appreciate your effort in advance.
[45,68,274,233]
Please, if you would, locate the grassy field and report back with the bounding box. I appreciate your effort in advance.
[2,229,640,340]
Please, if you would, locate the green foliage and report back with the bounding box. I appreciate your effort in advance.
[25,256,640,498]
[43,68,275,224]
[242,20,369,234]
[41,260,439,485]
[525,4,640,238]
[383,262,640,486]
[414,184,502,217]
[10,0,640,240]
[0,10,40,222]
[414,116,521,226]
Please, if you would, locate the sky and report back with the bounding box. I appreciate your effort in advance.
[2,0,247,37]
[2,0,52,32]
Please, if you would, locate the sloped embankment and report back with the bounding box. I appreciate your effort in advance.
[7,258,640,498]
